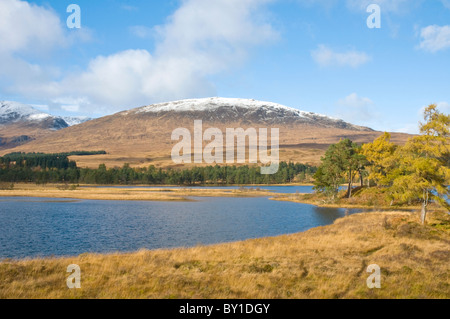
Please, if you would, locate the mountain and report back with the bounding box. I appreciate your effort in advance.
[0,101,68,130]
[62,116,92,127]
[0,101,91,149]
[0,101,91,128]
[0,97,411,167]
[130,97,371,130]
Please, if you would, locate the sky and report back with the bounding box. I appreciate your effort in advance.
[0,0,449,133]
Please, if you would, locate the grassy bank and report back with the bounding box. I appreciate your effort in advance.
[270,187,438,211]
[0,183,274,201]
[1,210,449,299]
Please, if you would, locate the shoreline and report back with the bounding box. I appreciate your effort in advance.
[269,196,423,211]
[0,184,277,202]
[0,183,427,211]
[75,182,316,187]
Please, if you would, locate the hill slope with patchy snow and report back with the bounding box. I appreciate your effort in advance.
[129,97,371,131]
[0,101,90,129]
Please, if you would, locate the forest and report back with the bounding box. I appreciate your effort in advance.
[0,153,316,185]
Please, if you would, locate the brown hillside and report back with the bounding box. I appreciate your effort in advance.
[0,98,412,168]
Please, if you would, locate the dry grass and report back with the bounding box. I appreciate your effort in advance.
[271,188,437,211]
[0,115,412,168]
[0,183,274,201]
[0,210,448,299]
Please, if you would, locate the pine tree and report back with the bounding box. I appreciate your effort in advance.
[314,139,367,199]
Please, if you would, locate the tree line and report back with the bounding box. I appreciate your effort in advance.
[313,104,450,223]
[0,152,77,170]
[0,156,316,185]
[0,151,106,169]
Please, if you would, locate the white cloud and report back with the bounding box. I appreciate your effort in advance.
[418,25,450,53]
[61,104,80,112]
[437,101,450,113]
[19,0,278,113]
[0,0,66,55]
[30,104,49,111]
[419,102,450,115]
[0,0,94,113]
[129,26,154,39]
[154,0,277,65]
[336,93,375,124]
[407,102,450,134]
[53,97,89,113]
[311,45,371,68]
[5,0,278,113]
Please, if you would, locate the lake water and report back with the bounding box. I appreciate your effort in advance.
[0,186,366,259]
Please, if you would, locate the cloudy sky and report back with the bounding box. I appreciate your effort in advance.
[0,0,449,133]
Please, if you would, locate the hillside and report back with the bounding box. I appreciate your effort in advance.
[0,98,411,167]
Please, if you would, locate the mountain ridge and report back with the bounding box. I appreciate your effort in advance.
[0,101,91,129]
[125,97,372,131]
[0,97,411,168]
[0,101,92,149]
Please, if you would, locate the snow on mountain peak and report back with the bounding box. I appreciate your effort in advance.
[131,97,345,123]
[62,116,91,126]
[0,101,43,120]
[128,97,369,131]
[135,97,310,116]
[0,101,90,128]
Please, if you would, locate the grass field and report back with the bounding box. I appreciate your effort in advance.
[0,210,448,299]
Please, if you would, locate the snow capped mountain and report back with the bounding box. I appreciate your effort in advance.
[1,98,369,132]
[129,97,371,131]
[62,116,92,127]
[0,101,91,129]
[135,97,307,114]
[0,101,48,124]
[2,97,410,166]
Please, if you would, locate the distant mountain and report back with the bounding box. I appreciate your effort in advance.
[62,116,92,127]
[0,101,92,150]
[0,101,91,129]
[0,101,66,130]
[131,97,371,131]
[1,97,411,168]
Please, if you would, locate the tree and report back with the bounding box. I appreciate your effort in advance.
[314,143,344,198]
[389,105,450,224]
[361,132,398,186]
[314,139,367,199]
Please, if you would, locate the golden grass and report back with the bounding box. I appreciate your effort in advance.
[0,183,274,201]
[0,115,412,168]
[0,210,448,299]
[270,188,437,211]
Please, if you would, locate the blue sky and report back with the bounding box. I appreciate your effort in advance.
[0,0,449,133]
